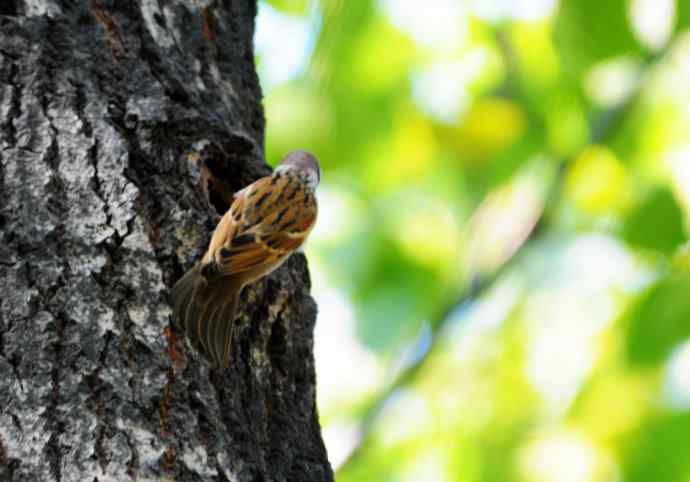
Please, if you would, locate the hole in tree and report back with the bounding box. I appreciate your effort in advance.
[207,178,230,214]
[0,0,16,15]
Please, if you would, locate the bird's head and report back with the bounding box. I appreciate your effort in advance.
[276,150,321,190]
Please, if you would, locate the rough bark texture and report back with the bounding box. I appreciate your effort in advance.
[0,1,332,481]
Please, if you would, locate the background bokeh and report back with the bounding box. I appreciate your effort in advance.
[255,1,690,480]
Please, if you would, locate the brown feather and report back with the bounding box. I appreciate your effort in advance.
[172,165,318,368]
[171,265,243,367]
[213,172,317,278]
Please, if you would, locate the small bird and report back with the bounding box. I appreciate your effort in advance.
[172,150,320,368]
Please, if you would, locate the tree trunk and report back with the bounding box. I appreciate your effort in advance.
[0,1,332,481]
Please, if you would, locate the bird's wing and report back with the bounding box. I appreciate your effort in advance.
[212,172,317,276]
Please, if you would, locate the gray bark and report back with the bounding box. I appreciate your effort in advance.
[0,1,332,481]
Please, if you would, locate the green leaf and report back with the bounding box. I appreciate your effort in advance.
[625,272,690,366]
[622,412,690,482]
[554,0,645,76]
[676,0,690,34]
[622,186,686,256]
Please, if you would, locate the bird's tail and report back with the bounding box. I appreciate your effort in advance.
[171,265,242,368]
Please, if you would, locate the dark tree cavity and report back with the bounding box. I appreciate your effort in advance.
[0,1,332,481]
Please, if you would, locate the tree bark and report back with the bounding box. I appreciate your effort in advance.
[0,1,332,481]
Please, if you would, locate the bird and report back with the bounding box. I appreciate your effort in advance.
[171,150,320,368]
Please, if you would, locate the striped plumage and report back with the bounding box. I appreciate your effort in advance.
[172,151,320,368]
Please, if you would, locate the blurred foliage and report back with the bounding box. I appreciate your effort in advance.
[625,270,690,366]
[554,0,644,76]
[257,0,690,480]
